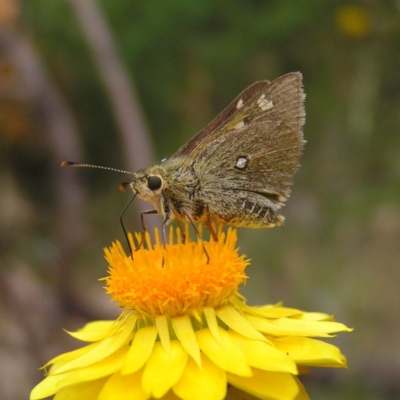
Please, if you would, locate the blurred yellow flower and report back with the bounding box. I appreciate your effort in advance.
[31,226,351,400]
[335,4,372,38]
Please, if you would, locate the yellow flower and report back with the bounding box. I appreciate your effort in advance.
[31,226,352,400]
[335,5,372,38]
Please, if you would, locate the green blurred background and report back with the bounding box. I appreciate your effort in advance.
[1,1,399,399]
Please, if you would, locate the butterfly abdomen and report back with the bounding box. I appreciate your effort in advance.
[233,198,284,228]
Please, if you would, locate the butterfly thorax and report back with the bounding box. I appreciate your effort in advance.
[161,157,206,222]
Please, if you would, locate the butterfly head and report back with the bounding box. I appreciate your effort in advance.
[122,166,166,205]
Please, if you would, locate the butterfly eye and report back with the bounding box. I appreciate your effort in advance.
[147,176,162,191]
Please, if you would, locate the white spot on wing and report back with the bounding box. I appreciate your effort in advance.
[235,156,247,169]
[236,98,244,109]
[233,120,245,129]
[257,94,273,111]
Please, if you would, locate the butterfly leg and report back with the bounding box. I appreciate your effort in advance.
[181,209,210,264]
[137,209,159,251]
[120,193,142,258]
[175,220,186,244]
[159,211,175,267]
[204,204,218,241]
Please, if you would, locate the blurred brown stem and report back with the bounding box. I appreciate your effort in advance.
[68,0,153,168]
[69,0,156,230]
[0,21,89,357]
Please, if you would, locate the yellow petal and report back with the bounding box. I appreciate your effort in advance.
[204,307,221,342]
[216,306,268,342]
[66,320,121,342]
[171,315,201,367]
[227,330,298,374]
[142,341,188,398]
[46,343,98,373]
[98,371,148,400]
[121,326,157,374]
[31,375,64,399]
[54,315,135,374]
[293,376,310,400]
[272,337,348,368]
[246,315,350,337]
[33,349,110,397]
[245,305,302,319]
[273,318,352,335]
[196,328,252,377]
[156,315,170,353]
[53,377,108,400]
[227,369,300,400]
[31,348,127,398]
[56,347,126,389]
[296,312,334,322]
[173,354,227,400]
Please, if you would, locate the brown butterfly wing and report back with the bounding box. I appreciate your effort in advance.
[195,120,304,200]
[165,73,305,227]
[172,81,270,158]
[191,120,304,227]
[176,72,304,169]
[189,73,305,227]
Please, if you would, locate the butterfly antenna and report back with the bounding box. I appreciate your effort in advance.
[61,161,134,175]
[62,161,139,257]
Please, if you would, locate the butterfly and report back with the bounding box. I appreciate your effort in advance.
[63,72,305,259]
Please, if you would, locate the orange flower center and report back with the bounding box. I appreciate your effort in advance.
[103,226,249,318]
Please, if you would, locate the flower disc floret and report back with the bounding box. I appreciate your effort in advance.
[104,226,248,317]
